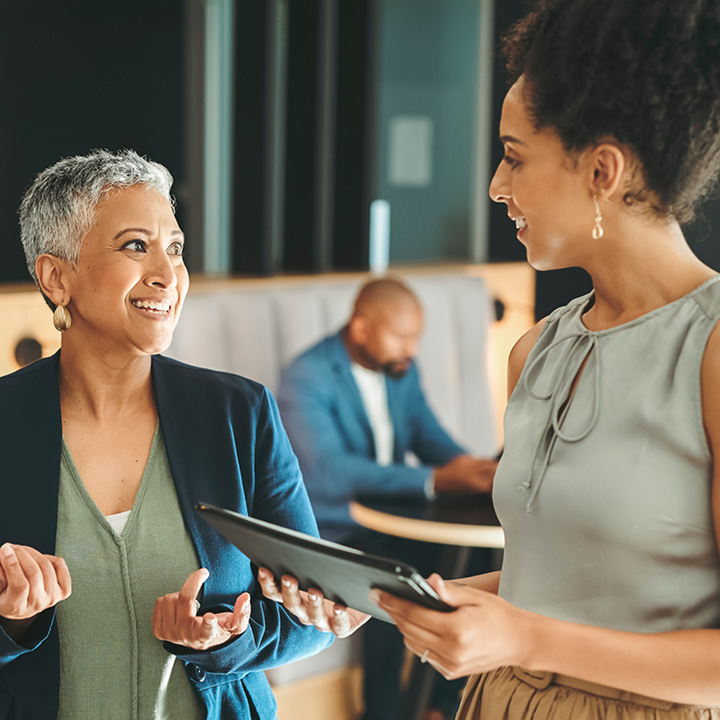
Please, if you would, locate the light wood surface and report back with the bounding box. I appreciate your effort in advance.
[349,500,505,549]
[467,263,535,443]
[272,666,363,720]
[0,291,59,375]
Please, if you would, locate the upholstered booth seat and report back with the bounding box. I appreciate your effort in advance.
[167,272,497,456]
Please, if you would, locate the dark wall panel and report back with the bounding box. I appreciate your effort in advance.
[232,1,268,275]
[0,0,185,283]
[686,200,720,273]
[487,0,527,265]
[332,0,376,271]
[283,0,320,272]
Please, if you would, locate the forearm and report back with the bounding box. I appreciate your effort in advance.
[450,571,500,595]
[313,454,429,498]
[522,613,720,706]
[415,439,465,468]
[0,608,55,668]
[0,616,33,642]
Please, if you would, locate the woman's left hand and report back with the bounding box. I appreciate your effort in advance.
[371,573,532,679]
[153,568,251,651]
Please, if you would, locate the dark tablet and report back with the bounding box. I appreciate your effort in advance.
[195,502,454,623]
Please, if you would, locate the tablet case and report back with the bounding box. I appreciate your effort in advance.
[196,502,454,623]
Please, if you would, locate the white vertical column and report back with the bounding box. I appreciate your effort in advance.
[203,0,235,273]
[369,199,390,273]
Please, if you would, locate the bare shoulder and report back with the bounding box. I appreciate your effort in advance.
[701,320,720,556]
[507,318,547,399]
[701,321,720,441]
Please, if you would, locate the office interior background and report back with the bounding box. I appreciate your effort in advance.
[4,2,720,717]
[3,0,720,311]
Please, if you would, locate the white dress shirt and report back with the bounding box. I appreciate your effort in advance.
[350,362,394,466]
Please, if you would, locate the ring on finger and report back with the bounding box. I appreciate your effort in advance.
[420,648,430,664]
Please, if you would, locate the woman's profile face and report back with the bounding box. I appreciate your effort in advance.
[64,184,189,358]
[489,79,597,271]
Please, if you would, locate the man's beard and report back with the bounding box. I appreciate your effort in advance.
[382,359,411,379]
[353,340,412,379]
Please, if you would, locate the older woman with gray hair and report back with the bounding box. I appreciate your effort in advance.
[0,149,332,719]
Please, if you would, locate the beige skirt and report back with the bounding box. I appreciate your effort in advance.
[455,667,720,720]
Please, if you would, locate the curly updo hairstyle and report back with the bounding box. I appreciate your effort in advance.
[502,0,720,223]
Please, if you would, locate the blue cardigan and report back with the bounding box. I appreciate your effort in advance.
[277,332,466,542]
[0,353,333,719]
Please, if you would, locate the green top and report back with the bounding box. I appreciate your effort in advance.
[55,424,204,719]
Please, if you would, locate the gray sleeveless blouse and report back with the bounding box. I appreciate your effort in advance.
[494,276,720,632]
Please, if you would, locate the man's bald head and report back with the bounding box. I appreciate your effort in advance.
[351,278,421,320]
[346,277,424,378]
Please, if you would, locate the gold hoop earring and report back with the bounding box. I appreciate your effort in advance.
[52,304,72,333]
[592,196,604,240]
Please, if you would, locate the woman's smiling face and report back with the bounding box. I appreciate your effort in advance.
[489,79,597,271]
[64,184,189,358]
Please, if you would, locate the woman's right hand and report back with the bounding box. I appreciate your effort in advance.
[0,543,72,637]
[257,567,370,638]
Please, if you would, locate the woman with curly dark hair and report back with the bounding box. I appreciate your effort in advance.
[263,0,720,717]
[368,0,720,717]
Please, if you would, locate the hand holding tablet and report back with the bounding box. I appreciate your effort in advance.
[195,502,455,624]
[256,567,369,637]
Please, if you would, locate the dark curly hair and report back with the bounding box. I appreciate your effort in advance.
[502,0,720,223]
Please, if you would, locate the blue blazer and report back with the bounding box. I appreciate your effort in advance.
[0,353,332,720]
[277,332,466,542]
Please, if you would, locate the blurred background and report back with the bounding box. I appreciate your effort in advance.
[3,0,720,306]
[2,1,720,717]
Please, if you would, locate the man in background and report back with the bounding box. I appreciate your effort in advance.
[278,277,497,720]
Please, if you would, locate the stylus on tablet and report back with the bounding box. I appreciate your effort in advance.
[196,501,454,623]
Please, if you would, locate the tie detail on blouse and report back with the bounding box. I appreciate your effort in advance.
[518,330,602,513]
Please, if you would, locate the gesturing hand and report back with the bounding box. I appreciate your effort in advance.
[0,543,72,637]
[257,567,370,639]
[153,568,251,651]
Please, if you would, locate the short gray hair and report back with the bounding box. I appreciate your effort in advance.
[19,149,174,304]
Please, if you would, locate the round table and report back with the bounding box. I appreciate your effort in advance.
[349,492,504,720]
[349,491,504,548]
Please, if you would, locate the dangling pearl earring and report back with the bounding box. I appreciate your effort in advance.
[52,304,72,332]
[592,195,604,240]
